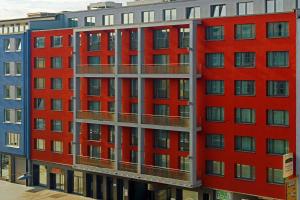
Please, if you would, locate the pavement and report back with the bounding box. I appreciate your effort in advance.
[0,180,92,200]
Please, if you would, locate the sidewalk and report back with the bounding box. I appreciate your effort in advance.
[0,180,92,200]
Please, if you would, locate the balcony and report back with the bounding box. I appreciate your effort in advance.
[118,113,138,123]
[142,64,189,74]
[76,156,115,170]
[118,161,138,173]
[118,65,138,74]
[77,111,115,122]
[142,114,189,128]
[142,165,190,181]
[77,64,115,75]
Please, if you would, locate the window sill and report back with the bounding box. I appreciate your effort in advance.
[267,124,289,128]
[235,177,255,182]
[6,145,20,149]
[235,150,256,154]
[206,174,224,177]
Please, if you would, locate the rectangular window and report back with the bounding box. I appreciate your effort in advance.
[108,32,115,51]
[235,136,256,152]
[235,52,256,67]
[103,15,114,26]
[68,18,78,27]
[267,81,289,97]
[179,79,189,99]
[109,148,115,160]
[179,132,189,151]
[206,80,224,95]
[179,105,189,118]
[89,146,100,159]
[130,31,137,50]
[206,26,224,41]
[16,109,21,124]
[108,102,115,112]
[88,56,100,65]
[51,120,62,132]
[88,78,100,96]
[34,78,45,89]
[88,33,101,51]
[237,1,254,15]
[51,78,62,90]
[130,151,138,163]
[154,154,169,168]
[85,16,95,26]
[267,139,289,155]
[267,110,289,126]
[268,168,284,184]
[108,126,115,143]
[206,107,224,122]
[130,79,138,97]
[236,164,255,180]
[88,101,100,111]
[35,37,45,48]
[51,99,62,111]
[122,13,134,24]
[179,54,189,64]
[142,11,155,23]
[154,130,169,149]
[235,24,255,39]
[206,160,224,176]
[4,39,11,51]
[51,36,62,48]
[163,8,176,21]
[131,128,138,146]
[206,134,224,149]
[153,54,169,65]
[131,103,138,114]
[211,4,226,17]
[267,51,289,67]
[186,7,201,19]
[16,38,22,51]
[179,28,190,48]
[6,132,20,148]
[52,141,63,153]
[69,78,74,90]
[236,108,256,124]
[154,104,169,116]
[267,22,289,38]
[34,57,45,69]
[266,0,283,13]
[34,118,45,130]
[235,80,255,96]
[88,124,101,141]
[36,139,45,151]
[154,79,169,99]
[34,98,45,110]
[153,29,169,49]
[108,79,115,97]
[51,57,62,69]
[16,62,21,75]
[206,53,224,68]
[180,157,190,171]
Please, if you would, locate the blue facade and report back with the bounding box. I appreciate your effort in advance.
[0,32,30,159]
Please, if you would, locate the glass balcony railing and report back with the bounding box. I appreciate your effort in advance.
[118,113,138,123]
[76,156,115,169]
[77,111,115,122]
[118,161,138,173]
[77,64,115,74]
[142,114,189,128]
[142,165,190,181]
[142,64,190,74]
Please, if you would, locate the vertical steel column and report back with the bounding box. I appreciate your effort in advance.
[114,29,122,170]
[137,27,145,174]
[189,21,198,185]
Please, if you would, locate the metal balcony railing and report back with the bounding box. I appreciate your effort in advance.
[77,64,115,74]
[142,64,190,74]
[142,114,189,128]
[118,65,138,74]
[118,161,138,173]
[76,156,115,169]
[142,165,190,181]
[118,113,138,123]
[77,111,115,122]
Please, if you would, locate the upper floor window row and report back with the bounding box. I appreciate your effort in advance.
[0,24,28,35]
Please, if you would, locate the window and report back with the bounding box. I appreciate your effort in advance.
[211,4,226,17]
[108,102,115,112]
[163,9,176,21]
[179,28,189,48]
[16,109,21,123]
[34,118,45,130]
[154,154,169,168]
[131,128,138,146]
[235,52,256,67]
[154,104,169,116]
[51,99,62,111]
[266,0,283,13]
[206,160,224,176]
[73,171,83,195]
[69,99,74,112]
[69,122,74,134]
[206,26,224,41]
[36,139,45,151]
[130,79,138,97]
[108,56,115,65]
[180,157,190,171]
[89,146,100,159]
[179,79,189,99]
[206,53,224,68]
[186,7,201,19]
[52,141,63,153]
[15,38,22,51]
[153,29,169,49]
[267,51,289,67]
[179,105,189,118]
[88,124,101,141]
[51,120,62,132]
[206,80,224,95]
[4,39,11,51]
[236,108,256,124]
[154,79,169,99]
[108,79,115,97]
[51,78,62,90]
[103,15,114,26]
[235,24,255,39]
[35,37,45,48]
[131,103,138,114]
[206,134,224,149]
[109,148,115,160]
[85,16,95,26]
[34,98,45,110]
[51,36,62,48]
[268,168,284,184]
[154,130,169,149]
[88,78,100,96]
[122,13,134,24]
[179,54,189,64]
[236,164,255,180]
[51,57,62,69]
[267,22,289,38]
[6,132,20,148]
[235,136,256,152]
[267,139,289,155]
[108,32,115,51]
[179,132,189,151]
[88,33,101,51]
[142,11,155,23]
[16,62,21,75]
[4,109,21,124]
[154,54,169,65]
[68,18,78,27]
[69,78,74,90]
[130,31,137,50]
[88,56,100,65]
[206,107,224,122]
[108,126,115,143]
[34,57,45,69]
[267,110,289,126]
[267,81,289,97]
[235,80,255,96]
[88,101,100,111]
[69,56,74,68]
[237,1,254,15]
